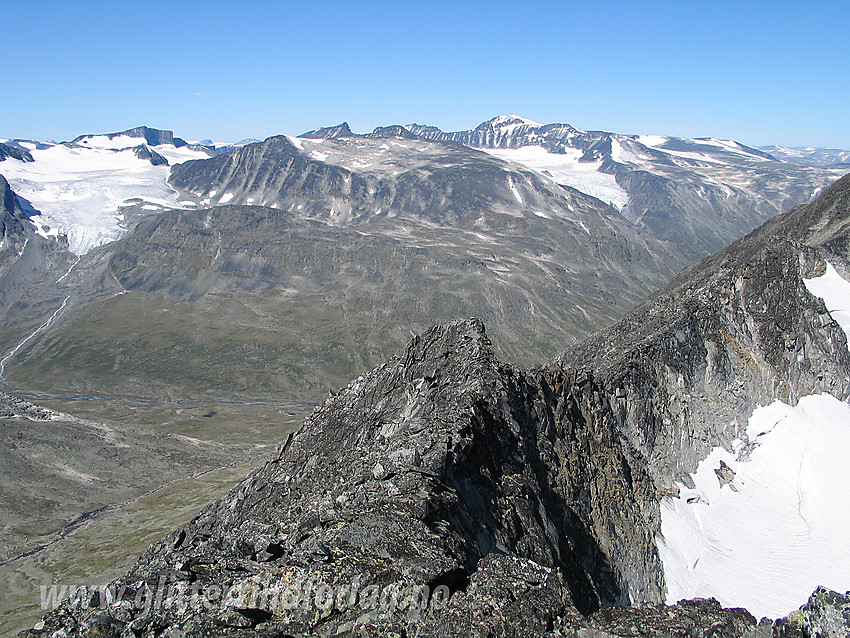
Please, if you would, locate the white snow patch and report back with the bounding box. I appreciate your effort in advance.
[804,261,850,344]
[219,192,234,204]
[310,151,328,161]
[488,114,542,130]
[637,134,669,148]
[286,135,304,150]
[609,138,647,165]
[508,178,523,204]
[654,147,725,165]
[29,218,59,240]
[76,134,148,150]
[151,145,210,165]
[484,146,629,211]
[658,394,850,619]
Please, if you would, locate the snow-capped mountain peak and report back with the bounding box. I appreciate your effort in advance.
[71,126,188,149]
[480,114,542,129]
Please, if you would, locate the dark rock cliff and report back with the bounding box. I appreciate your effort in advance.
[0,142,34,163]
[0,176,76,357]
[0,174,30,251]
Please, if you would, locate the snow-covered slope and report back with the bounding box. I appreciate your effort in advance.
[657,262,850,619]
[0,131,208,254]
[483,145,629,210]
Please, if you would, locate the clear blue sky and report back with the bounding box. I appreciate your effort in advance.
[3,0,849,148]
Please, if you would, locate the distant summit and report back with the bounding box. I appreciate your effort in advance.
[480,113,542,128]
[300,122,354,139]
[761,145,850,166]
[71,126,188,148]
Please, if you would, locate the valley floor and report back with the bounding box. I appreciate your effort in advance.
[0,397,312,638]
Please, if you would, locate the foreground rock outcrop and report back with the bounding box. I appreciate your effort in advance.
[26,176,850,636]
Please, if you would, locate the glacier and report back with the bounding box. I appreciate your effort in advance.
[657,262,850,619]
[0,139,208,255]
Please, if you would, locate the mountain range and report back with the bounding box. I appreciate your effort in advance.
[2,117,850,635]
[0,117,847,402]
[760,145,850,166]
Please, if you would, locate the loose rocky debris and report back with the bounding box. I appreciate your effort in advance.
[0,392,57,420]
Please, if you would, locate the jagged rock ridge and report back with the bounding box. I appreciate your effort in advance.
[0,175,31,257]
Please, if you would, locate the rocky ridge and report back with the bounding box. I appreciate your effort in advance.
[0,174,32,264]
[28,176,850,635]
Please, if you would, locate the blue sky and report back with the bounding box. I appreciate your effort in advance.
[3,0,849,148]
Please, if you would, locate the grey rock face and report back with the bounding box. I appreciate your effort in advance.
[131,144,169,166]
[0,174,29,241]
[775,588,850,638]
[0,142,33,163]
[169,134,641,231]
[408,115,585,152]
[557,173,850,483]
[589,598,757,638]
[368,124,421,139]
[300,121,355,139]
